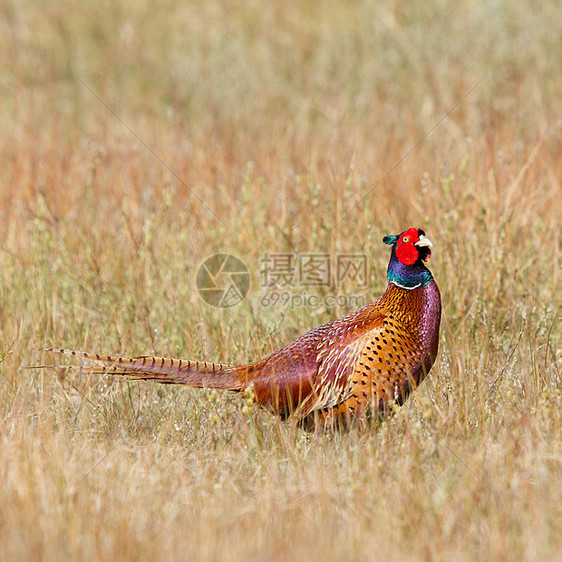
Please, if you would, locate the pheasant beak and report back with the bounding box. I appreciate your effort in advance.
[415,234,433,262]
[415,234,433,249]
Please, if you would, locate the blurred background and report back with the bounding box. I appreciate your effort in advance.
[0,1,560,560]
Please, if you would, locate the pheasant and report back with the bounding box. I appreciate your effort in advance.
[41,227,441,429]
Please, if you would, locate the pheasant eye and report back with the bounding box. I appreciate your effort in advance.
[402,236,409,243]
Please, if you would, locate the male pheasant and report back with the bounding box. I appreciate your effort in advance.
[42,227,441,429]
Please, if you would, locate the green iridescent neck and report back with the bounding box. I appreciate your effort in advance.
[387,249,433,289]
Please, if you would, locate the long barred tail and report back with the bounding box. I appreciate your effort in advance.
[37,348,250,391]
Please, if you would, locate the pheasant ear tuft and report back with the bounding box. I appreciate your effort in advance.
[383,234,399,245]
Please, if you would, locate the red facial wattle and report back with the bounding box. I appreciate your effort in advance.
[395,227,420,266]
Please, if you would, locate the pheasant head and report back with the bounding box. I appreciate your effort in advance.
[383,227,434,289]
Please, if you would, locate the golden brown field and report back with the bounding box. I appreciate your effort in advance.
[1,0,561,560]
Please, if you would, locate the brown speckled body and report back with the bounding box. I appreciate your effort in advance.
[245,279,441,426]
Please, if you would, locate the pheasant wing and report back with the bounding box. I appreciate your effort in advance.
[294,306,387,419]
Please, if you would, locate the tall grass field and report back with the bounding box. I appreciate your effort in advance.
[1,1,561,560]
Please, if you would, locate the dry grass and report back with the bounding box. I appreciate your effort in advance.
[1,0,561,560]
